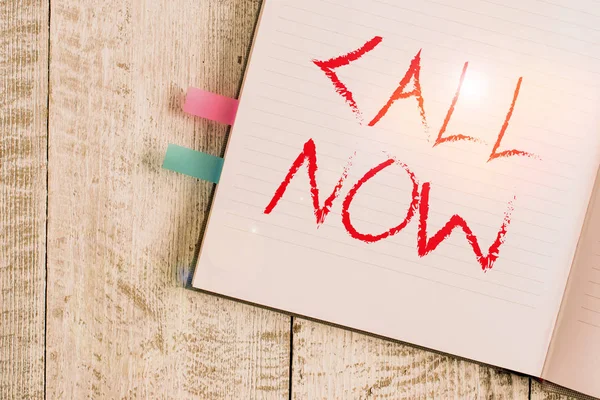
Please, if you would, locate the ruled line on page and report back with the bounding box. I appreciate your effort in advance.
[253,90,584,170]
[247,101,577,192]
[231,178,555,268]
[260,58,595,143]
[223,223,538,309]
[302,0,600,64]
[260,52,596,148]
[269,39,599,115]
[254,92,584,179]
[272,30,598,90]
[291,0,600,76]
[230,185,426,250]
[279,1,600,85]
[249,116,579,199]
[578,319,600,329]
[367,0,600,54]
[233,168,554,248]
[226,210,543,296]
[249,106,573,194]
[226,196,547,285]
[257,79,590,179]
[252,84,588,169]
[242,131,569,221]
[235,167,556,245]
[582,306,600,314]
[238,146,565,224]
[233,177,556,261]
[533,0,600,18]
[392,0,600,37]
[264,54,596,134]
[247,111,572,212]
[231,180,554,269]
[245,127,570,209]
[491,268,545,284]
[227,196,547,283]
[272,26,599,102]
[421,0,600,44]
[480,0,600,32]
[235,163,558,240]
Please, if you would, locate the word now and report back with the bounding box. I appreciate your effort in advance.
[312,36,538,162]
[264,139,515,271]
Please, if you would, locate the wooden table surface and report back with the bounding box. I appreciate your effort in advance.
[0,0,591,398]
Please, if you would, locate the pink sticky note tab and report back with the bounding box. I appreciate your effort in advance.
[182,87,239,125]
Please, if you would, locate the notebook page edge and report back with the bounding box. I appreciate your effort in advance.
[542,163,600,399]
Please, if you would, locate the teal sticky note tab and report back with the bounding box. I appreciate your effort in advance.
[162,144,224,183]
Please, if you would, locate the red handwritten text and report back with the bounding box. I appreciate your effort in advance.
[313,36,383,123]
[264,138,353,225]
[369,50,428,129]
[264,139,515,271]
[315,42,539,161]
[488,77,539,162]
[417,182,515,271]
[341,159,419,242]
[433,62,482,147]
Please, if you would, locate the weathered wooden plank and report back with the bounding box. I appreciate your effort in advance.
[292,319,530,399]
[0,0,48,398]
[45,0,290,398]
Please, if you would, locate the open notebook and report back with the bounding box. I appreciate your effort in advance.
[192,0,600,396]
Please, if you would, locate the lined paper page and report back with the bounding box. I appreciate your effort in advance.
[544,169,600,398]
[193,0,600,376]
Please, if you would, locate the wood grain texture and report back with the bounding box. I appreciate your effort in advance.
[292,319,530,399]
[45,0,289,398]
[0,0,48,398]
[3,0,593,398]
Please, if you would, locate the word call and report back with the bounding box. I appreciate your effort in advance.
[312,36,539,162]
[257,39,551,271]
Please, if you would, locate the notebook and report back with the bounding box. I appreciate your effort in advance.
[192,0,600,396]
